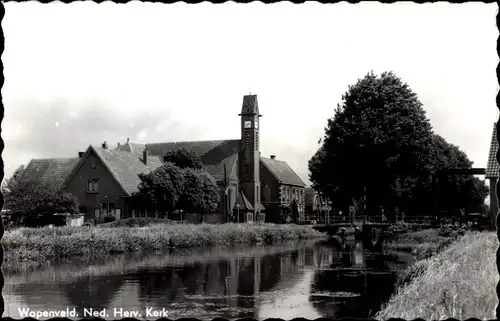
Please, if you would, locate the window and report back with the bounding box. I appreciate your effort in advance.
[91,159,96,169]
[101,202,116,216]
[87,178,99,193]
[245,132,251,149]
[101,202,116,217]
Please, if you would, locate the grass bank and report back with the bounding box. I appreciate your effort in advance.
[383,228,460,260]
[3,221,326,270]
[376,231,498,320]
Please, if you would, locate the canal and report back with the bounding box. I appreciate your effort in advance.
[3,239,416,320]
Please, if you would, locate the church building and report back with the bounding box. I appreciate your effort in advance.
[20,95,306,223]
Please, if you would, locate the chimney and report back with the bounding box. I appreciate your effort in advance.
[117,142,121,147]
[143,145,148,165]
[102,141,108,149]
[78,151,85,158]
[270,155,276,160]
[127,138,130,143]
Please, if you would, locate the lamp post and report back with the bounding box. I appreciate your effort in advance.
[180,209,184,223]
[237,204,240,223]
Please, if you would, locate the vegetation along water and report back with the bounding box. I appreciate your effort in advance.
[3,220,326,271]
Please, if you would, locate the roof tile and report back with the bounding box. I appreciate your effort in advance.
[119,139,240,183]
[92,146,163,195]
[261,157,306,187]
[22,158,80,190]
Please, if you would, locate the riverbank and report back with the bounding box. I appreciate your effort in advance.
[376,231,498,320]
[383,228,459,260]
[3,221,326,270]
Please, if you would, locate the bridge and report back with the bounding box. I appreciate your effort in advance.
[307,216,390,249]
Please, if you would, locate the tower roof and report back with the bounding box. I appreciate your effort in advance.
[241,94,260,115]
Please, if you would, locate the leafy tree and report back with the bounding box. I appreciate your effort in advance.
[1,165,26,195]
[179,168,220,214]
[134,161,220,218]
[163,148,203,170]
[3,172,79,226]
[309,71,488,219]
[278,204,291,224]
[428,135,488,216]
[309,71,435,216]
[134,162,186,217]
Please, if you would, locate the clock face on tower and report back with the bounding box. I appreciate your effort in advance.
[255,121,259,129]
[244,121,252,128]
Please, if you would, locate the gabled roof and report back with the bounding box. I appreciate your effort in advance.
[21,158,80,190]
[234,190,254,211]
[261,157,306,187]
[92,146,163,195]
[486,122,499,178]
[118,139,240,183]
[64,145,163,196]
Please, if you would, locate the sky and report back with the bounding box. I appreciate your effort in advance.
[2,2,499,188]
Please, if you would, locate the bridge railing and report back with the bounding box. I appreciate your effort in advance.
[305,214,392,225]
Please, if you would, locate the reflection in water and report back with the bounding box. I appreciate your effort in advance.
[4,240,411,320]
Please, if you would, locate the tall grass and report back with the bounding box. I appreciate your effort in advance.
[384,228,459,260]
[376,231,498,320]
[3,222,326,269]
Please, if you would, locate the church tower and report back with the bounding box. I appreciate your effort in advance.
[239,94,262,217]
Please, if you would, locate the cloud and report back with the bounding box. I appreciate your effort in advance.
[2,97,206,179]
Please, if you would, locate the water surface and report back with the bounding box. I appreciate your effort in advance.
[4,240,415,320]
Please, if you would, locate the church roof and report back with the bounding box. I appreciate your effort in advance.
[486,122,499,178]
[117,139,305,187]
[232,190,265,212]
[118,139,240,183]
[234,190,254,211]
[261,157,306,187]
[21,158,80,190]
[116,140,145,154]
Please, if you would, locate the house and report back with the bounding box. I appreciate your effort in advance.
[486,122,498,226]
[21,94,306,223]
[62,143,163,221]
